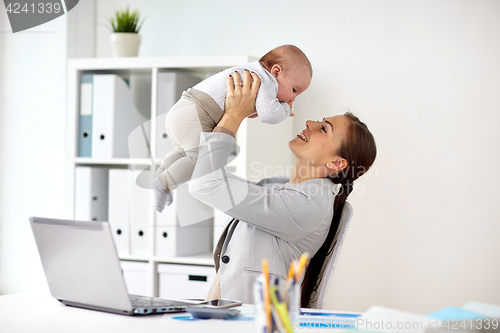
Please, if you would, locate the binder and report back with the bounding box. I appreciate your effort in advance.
[154,192,178,257]
[129,169,151,256]
[156,72,201,159]
[155,184,212,257]
[78,74,93,157]
[74,166,108,222]
[128,119,151,161]
[92,75,147,158]
[108,169,131,255]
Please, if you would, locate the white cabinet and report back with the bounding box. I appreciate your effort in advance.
[66,56,294,297]
[120,260,149,296]
[158,264,216,300]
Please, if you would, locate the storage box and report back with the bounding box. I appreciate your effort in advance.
[155,184,213,257]
[158,264,216,300]
[120,261,149,296]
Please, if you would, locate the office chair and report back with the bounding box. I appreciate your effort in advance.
[312,201,354,309]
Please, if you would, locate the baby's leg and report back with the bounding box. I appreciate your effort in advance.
[155,89,222,212]
[153,148,184,212]
[157,100,203,190]
[155,148,185,187]
[154,97,206,211]
[158,147,198,191]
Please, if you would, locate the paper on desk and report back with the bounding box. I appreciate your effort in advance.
[166,315,254,322]
[359,306,441,333]
[426,306,487,320]
[297,309,361,329]
[162,307,254,323]
[461,301,500,318]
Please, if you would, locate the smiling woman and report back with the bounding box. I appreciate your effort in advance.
[188,71,377,307]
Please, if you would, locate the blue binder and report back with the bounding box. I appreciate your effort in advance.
[78,74,94,157]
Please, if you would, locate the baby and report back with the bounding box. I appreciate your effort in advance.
[154,44,312,212]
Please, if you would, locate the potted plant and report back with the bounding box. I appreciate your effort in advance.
[108,7,146,57]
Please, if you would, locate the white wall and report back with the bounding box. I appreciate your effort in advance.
[0,8,68,294]
[1,0,499,315]
[93,0,500,314]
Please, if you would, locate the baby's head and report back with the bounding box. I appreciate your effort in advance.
[259,45,312,104]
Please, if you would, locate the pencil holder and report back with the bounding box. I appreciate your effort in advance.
[253,275,300,333]
[253,275,267,333]
[287,282,301,323]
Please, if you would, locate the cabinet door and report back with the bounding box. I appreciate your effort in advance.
[120,261,149,296]
[158,264,216,300]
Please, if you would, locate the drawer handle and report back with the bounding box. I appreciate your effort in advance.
[188,275,207,282]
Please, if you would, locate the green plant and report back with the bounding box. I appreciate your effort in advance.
[108,7,145,33]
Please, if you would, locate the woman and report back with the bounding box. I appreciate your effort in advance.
[189,71,377,307]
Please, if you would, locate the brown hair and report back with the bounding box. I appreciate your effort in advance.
[301,112,377,308]
[259,45,313,77]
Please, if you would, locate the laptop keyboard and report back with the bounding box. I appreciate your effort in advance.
[129,294,191,308]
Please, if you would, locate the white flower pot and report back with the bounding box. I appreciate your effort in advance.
[110,33,141,57]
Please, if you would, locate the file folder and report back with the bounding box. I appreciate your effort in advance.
[129,169,151,256]
[461,301,500,318]
[108,169,131,255]
[156,72,201,159]
[78,74,93,157]
[155,184,212,257]
[154,193,178,257]
[74,167,108,222]
[426,306,487,320]
[128,120,151,160]
[92,75,147,158]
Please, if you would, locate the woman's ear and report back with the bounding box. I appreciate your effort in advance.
[270,64,282,78]
[326,157,348,172]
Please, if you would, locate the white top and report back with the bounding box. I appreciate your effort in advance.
[193,61,291,124]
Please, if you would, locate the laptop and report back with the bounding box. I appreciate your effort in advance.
[29,216,205,315]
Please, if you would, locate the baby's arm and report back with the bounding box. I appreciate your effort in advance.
[254,88,291,124]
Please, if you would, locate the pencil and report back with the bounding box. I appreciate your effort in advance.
[282,260,295,301]
[262,258,272,332]
[295,252,310,282]
[287,261,295,281]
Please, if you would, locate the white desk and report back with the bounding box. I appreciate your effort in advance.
[0,293,255,333]
[0,293,357,333]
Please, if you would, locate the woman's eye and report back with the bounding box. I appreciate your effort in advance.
[321,125,326,132]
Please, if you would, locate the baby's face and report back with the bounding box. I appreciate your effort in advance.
[275,65,311,104]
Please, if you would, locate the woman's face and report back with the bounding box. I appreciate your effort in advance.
[289,115,351,169]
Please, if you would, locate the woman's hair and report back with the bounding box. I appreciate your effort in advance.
[301,112,377,308]
[259,45,313,77]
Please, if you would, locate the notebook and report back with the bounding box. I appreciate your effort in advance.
[29,216,205,315]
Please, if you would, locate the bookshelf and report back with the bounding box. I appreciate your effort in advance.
[66,56,294,297]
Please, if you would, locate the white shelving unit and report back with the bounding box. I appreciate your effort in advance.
[66,56,294,297]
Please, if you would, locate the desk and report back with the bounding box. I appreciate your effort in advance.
[0,293,357,332]
[0,293,255,333]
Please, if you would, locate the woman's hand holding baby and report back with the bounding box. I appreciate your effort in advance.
[216,71,261,136]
